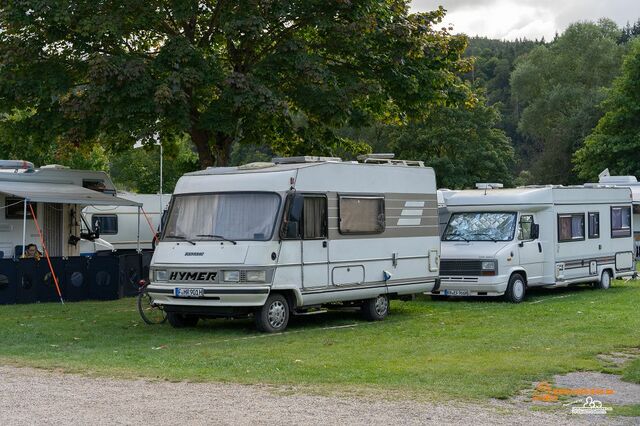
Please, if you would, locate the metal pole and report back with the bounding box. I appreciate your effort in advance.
[22,199,27,256]
[137,206,141,253]
[159,141,163,232]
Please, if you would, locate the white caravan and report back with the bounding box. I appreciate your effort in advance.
[0,162,140,259]
[82,192,170,253]
[430,186,635,302]
[147,156,440,332]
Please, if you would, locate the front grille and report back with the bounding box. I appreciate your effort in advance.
[439,259,483,276]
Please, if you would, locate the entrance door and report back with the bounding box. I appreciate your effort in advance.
[301,195,329,289]
[517,214,544,284]
[43,204,63,257]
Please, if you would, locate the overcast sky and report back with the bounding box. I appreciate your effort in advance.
[411,0,640,40]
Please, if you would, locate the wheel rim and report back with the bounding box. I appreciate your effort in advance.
[268,300,287,329]
[374,296,388,316]
[602,272,610,288]
[513,279,525,300]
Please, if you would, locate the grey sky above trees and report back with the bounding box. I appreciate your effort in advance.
[411,0,640,40]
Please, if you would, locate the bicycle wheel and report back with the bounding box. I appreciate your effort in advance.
[137,289,167,324]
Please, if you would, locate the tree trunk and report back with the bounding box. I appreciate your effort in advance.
[214,132,233,167]
[190,128,214,169]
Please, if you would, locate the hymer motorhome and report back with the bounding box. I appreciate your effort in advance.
[147,156,440,332]
[431,185,635,303]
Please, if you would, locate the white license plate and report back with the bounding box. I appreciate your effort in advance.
[174,288,204,298]
[444,289,469,296]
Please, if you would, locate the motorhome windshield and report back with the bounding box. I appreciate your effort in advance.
[443,212,517,242]
[163,192,281,242]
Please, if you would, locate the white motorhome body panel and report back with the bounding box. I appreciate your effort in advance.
[148,161,440,313]
[436,186,635,298]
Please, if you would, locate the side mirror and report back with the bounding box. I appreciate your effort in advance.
[531,223,540,240]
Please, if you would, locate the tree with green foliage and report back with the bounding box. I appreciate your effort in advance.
[510,20,624,184]
[351,88,514,189]
[574,39,640,179]
[0,1,470,169]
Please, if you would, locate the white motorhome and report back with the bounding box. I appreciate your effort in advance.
[82,192,170,253]
[147,156,441,332]
[0,161,140,259]
[595,175,640,258]
[431,186,635,303]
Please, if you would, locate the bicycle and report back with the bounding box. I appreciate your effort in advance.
[137,279,167,324]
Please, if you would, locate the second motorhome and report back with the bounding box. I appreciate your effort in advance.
[432,186,635,302]
[147,156,441,332]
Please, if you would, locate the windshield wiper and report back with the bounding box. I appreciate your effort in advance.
[164,234,196,245]
[196,234,238,245]
[447,232,469,243]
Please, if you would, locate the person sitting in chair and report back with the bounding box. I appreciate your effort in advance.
[21,243,41,260]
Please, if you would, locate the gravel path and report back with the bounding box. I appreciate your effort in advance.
[0,365,636,425]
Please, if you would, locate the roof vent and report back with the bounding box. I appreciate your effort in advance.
[357,153,424,167]
[475,183,504,189]
[272,156,342,164]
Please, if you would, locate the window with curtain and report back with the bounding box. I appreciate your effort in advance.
[611,206,631,238]
[303,196,327,239]
[558,214,584,242]
[163,192,281,241]
[588,212,599,239]
[339,196,385,234]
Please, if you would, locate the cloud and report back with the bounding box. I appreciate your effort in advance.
[411,0,640,40]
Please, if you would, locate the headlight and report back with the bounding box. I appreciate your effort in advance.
[246,270,266,282]
[155,269,168,282]
[223,270,240,282]
[481,261,496,270]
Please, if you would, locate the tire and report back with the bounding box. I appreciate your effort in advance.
[137,290,167,325]
[255,294,290,333]
[167,312,199,328]
[361,294,389,321]
[504,273,526,303]
[595,270,611,290]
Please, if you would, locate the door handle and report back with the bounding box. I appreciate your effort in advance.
[322,241,327,248]
[538,242,542,253]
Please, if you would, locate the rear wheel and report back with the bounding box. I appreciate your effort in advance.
[361,295,389,321]
[167,312,199,328]
[504,273,526,303]
[595,270,611,289]
[255,294,290,333]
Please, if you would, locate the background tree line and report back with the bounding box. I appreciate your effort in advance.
[0,3,639,192]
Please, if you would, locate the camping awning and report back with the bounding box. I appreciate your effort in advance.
[0,181,142,206]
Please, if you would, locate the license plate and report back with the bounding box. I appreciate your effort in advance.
[174,288,204,298]
[444,289,469,296]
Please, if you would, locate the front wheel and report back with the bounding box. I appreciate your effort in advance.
[504,273,526,303]
[255,294,290,333]
[137,289,167,325]
[361,294,389,321]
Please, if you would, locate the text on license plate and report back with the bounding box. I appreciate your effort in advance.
[444,289,469,296]
[174,288,204,298]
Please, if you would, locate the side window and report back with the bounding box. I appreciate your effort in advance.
[93,215,118,235]
[5,197,34,220]
[339,196,385,234]
[280,194,326,240]
[611,206,631,238]
[558,214,584,242]
[518,215,533,240]
[588,212,600,239]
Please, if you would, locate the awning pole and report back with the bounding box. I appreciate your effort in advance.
[22,199,27,256]
[137,206,141,253]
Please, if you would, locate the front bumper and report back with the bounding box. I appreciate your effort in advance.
[426,274,509,296]
[147,283,271,307]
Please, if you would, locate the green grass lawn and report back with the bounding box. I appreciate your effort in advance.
[0,280,639,402]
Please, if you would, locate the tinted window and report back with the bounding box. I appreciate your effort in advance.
[611,206,631,238]
[558,214,584,242]
[518,215,533,240]
[588,212,599,239]
[93,215,118,235]
[5,198,34,220]
[339,196,385,234]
